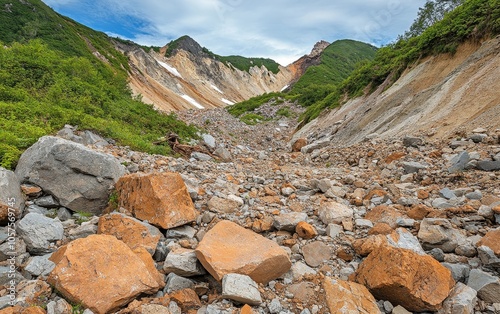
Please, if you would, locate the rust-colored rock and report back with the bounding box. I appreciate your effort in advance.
[169,289,201,311]
[353,246,455,312]
[407,204,431,220]
[323,278,381,314]
[353,235,387,256]
[365,205,404,228]
[368,223,393,235]
[48,235,163,314]
[97,213,162,255]
[291,138,307,152]
[295,221,318,239]
[195,220,291,284]
[116,172,197,229]
[477,228,500,255]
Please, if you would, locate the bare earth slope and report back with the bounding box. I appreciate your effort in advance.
[293,36,500,145]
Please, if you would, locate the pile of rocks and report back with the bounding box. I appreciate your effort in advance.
[0,112,499,314]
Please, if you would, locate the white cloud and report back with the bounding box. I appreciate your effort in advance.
[42,0,427,65]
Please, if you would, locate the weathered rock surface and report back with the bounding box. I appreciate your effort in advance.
[467,269,500,303]
[48,234,163,314]
[418,218,464,253]
[477,228,500,256]
[0,167,24,225]
[438,282,477,314]
[195,220,291,283]
[15,136,125,214]
[115,172,197,229]
[353,246,455,312]
[163,248,205,277]
[222,273,262,306]
[97,213,162,255]
[17,213,64,255]
[318,201,353,224]
[323,278,381,314]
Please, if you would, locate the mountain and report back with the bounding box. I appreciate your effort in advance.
[118,35,295,111]
[293,0,500,144]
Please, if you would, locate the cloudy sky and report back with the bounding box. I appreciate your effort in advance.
[42,0,426,65]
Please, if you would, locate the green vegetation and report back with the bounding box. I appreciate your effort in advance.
[276,107,293,118]
[227,92,288,117]
[300,0,500,124]
[240,113,267,125]
[0,0,199,169]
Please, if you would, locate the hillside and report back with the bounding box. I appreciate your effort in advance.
[0,0,198,169]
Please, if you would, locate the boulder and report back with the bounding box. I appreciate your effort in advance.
[438,282,477,314]
[163,248,205,277]
[323,278,381,314]
[222,273,262,306]
[97,213,162,255]
[295,221,318,239]
[24,254,55,277]
[15,136,125,214]
[48,235,163,314]
[418,218,464,253]
[195,220,291,284]
[0,167,24,226]
[318,201,353,225]
[273,212,307,232]
[448,152,470,174]
[467,269,500,303]
[291,138,307,153]
[207,196,241,214]
[302,241,331,267]
[115,172,197,229]
[477,228,500,256]
[353,245,455,312]
[16,213,64,255]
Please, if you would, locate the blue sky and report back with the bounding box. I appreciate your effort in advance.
[42,0,426,65]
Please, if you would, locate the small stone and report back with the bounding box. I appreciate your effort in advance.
[295,222,317,239]
[34,195,59,208]
[290,261,317,281]
[448,152,470,173]
[326,224,343,238]
[163,248,205,277]
[208,196,241,214]
[24,254,56,277]
[268,298,282,314]
[318,201,354,224]
[302,241,331,267]
[439,188,457,200]
[17,213,64,255]
[164,273,195,294]
[273,212,308,232]
[403,136,423,148]
[402,162,427,174]
[323,278,380,313]
[392,305,412,314]
[222,274,262,306]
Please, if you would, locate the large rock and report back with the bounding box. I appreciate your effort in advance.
[16,213,64,255]
[467,269,500,303]
[15,136,125,214]
[353,245,455,312]
[418,218,464,253]
[318,201,354,225]
[195,220,291,284]
[97,213,162,255]
[48,234,163,314]
[477,228,500,256]
[323,278,381,314]
[115,172,197,229]
[438,283,477,314]
[163,248,205,277]
[0,167,24,225]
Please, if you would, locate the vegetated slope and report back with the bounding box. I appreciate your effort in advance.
[123,35,294,111]
[293,0,500,145]
[299,0,500,124]
[0,0,198,169]
[226,40,376,120]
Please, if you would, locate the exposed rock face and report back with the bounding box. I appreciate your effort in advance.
[323,278,381,314]
[0,167,24,225]
[115,172,197,229]
[195,220,291,284]
[48,235,163,314]
[15,136,125,214]
[353,246,455,312]
[97,213,162,255]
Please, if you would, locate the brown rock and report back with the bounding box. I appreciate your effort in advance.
[492,206,500,215]
[133,247,166,287]
[407,204,431,220]
[368,223,393,235]
[302,241,331,267]
[295,222,318,239]
[365,205,404,228]
[139,304,171,314]
[195,220,291,284]
[240,305,255,314]
[48,235,163,314]
[353,246,455,312]
[291,138,307,152]
[116,172,197,229]
[20,308,45,314]
[417,190,430,200]
[20,184,42,198]
[385,152,406,164]
[336,247,354,262]
[207,196,240,214]
[477,228,500,255]
[251,216,274,233]
[288,282,316,303]
[353,235,387,256]
[16,280,52,306]
[97,213,162,255]
[0,307,23,314]
[323,278,381,314]
[169,289,201,311]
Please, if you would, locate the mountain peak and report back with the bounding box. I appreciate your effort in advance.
[309,40,330,58]
[164,35,204,57]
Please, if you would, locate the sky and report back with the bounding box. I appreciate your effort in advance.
[42,0,427,65]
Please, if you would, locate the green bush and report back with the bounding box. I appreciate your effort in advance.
[240,113,267,125]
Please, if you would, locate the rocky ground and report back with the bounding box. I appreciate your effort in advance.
[1,103,500,314]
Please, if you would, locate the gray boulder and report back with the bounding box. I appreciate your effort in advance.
[402,162,427,174]
[163,248,206,277]
[403,136,423,148]
[417,218,464,253]
[448,152,470,173]
[273,212,308,232]
[467,269,500,303]
[477,160,500,171]
[24,254,56,277]
[438,282,477,314]
[222,273,262,306]
[164,273,195,294]
[15,136,125,214]
[16,213,64,255]
[0,167,24,225]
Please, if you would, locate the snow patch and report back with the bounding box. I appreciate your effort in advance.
[280,85,289,92]
[221,98,235,105]
[182,95,205,109]
[210,84,224,94]
[156,60,182,78]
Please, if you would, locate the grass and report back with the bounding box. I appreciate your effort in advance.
[240,113,268,125]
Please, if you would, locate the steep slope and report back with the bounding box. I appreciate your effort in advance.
[121,36,295,112]
[292,36,500,145]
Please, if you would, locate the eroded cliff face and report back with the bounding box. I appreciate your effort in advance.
[293,36,500,145]
[116,41,295,112]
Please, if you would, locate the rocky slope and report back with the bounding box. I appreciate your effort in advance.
[293,36,500,146]
[116,37,295,112]
[1,101,499,313]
